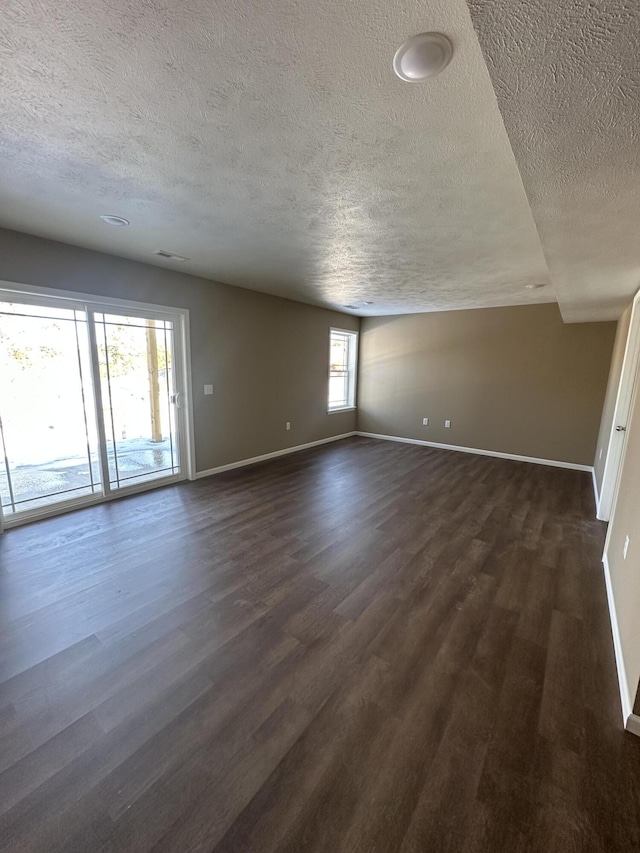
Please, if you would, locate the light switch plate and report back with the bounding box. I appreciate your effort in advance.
[204,384,213,395]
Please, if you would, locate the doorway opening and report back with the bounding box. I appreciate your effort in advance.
[598,287,640,521]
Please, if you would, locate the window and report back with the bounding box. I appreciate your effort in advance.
[328,328,358,411]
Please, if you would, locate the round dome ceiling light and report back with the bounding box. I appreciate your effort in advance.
[393,32,453,82]
[100,215,130,226]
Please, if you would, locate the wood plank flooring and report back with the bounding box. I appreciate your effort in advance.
[1,436,639,852]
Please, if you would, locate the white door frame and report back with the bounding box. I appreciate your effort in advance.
[0,280,197,529]
[597,287,640,521]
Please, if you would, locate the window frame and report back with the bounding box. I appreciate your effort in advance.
[327,327,358,413]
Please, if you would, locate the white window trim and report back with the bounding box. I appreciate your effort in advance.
[328,327,358,414]
[0,279,197,530]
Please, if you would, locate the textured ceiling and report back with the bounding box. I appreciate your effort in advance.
[0,0,555,316]
[467,0,640,323]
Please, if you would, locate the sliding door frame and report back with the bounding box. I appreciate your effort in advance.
[0,280,196,530]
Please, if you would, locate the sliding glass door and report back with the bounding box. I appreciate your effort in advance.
[94,312,181,491]
[0,290,191,527]
[0,301,102,517]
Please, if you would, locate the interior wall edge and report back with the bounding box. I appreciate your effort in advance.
[602,552,635,731]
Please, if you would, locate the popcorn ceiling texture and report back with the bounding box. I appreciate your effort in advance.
[0,0,554,316]
[467,0,640,323]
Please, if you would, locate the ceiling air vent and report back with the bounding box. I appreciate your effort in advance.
[154,250,190,262]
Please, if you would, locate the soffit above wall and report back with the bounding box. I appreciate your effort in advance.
[467,0,640,323]
[0,0,554,317]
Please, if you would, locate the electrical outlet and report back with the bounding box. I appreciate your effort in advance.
[444,419,451,428]
[286,421,291,431]
[203,384,213,395]
[422,418,429,426]
[624,535,630,560]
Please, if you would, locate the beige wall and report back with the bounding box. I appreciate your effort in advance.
[593,305,632,494]
[605,332,640,715]
[0,228,358,473]
[358,303,616,466]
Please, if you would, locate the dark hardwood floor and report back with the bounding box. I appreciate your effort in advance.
[1,436,639,852]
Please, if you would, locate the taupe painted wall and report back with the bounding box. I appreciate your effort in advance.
[0,228,358,473]
[593,305,632,494]
[605,336,640,714]
[358,304,616,466]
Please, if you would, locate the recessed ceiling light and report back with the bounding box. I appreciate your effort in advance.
[362,301,375,305]
[525,283,547,289]
[393,32,453,82]
[100,214,130,226]
[343,304,359,310]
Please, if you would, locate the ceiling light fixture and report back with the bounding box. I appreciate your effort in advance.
[393,32,453,82]
[525,283,547,290]
[362,301,375,305]
[343,304,359,310]
[100,214,130,226]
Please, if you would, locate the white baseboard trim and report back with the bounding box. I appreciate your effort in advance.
[196,432,357,479]
[602,553,637,734]
[592,468,601,512]
[356,432,593,472]
[627,714,640,737]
